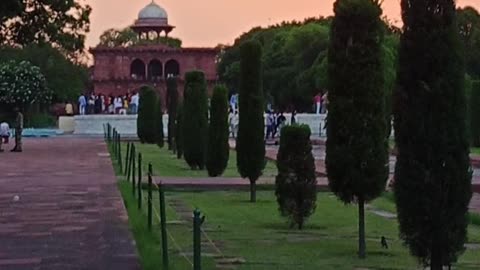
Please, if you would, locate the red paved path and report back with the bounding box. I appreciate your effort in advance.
[0,138,140,270]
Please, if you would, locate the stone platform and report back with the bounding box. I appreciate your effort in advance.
[71,114,327,137]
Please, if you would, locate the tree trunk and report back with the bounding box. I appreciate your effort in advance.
[358,196,366,259]
[249,179,256,203]
[430,244,443,270]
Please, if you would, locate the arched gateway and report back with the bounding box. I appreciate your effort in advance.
[90,0,219,102]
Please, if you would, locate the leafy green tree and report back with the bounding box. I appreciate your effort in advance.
[394,0,472,269]
[326,0,388,259]
[155,97,164,148]
[206,85,230,177]
[236,41,265,203]
[99,27,182,48]
[457,6,480,78]
[137,86,157,144]
[0,0,92,57]
[167,77,178,150]
[183,71,208,169]
[0,60,51,107]
[0,44,88,102]
[176,103,184,159]
[275,124,316,229]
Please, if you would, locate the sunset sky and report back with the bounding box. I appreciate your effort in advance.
[84,0,480,49]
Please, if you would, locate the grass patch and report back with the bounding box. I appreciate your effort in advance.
[125,142,277,178]
[471,148,480,155]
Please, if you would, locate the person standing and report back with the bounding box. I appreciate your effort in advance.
[78,94,86,115]
[65,102,74,116]
[291,110,297,124]
[266,111,275,139]
[314,93,322,114]
[11,107,23,152]
[0,121,10,152]
[321,92,329,114]
[130,91,139,114]
[228,109,236,138]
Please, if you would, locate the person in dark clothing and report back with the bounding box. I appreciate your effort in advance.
[291,110,297,124]
[94,96,102,114]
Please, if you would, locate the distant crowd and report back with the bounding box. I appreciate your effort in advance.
[74,92,140,115]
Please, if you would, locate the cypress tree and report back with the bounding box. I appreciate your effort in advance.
[182,71,208,169]
[236,40,265,203]
[275,124,316,229]
[394,0,472,269]
[137,86,158,144]
[176,102,184,159]
[326,0,388,258]
[155,96,164,148]
[470,81,480,146]
[167,77,178,150]
[206,85,230,177]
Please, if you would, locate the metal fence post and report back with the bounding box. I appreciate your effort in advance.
[132,149,136,196]
[159,183,169,269]
[118,134,123,172]
[193,209,203,270]
[125,142,130,176]
[137,153,142,210]
[148,163,153,231]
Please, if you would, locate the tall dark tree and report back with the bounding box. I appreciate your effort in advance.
[470,81,480,146]
[326,0,388,259]
[155,97,164,148]
[394,1,472,269]
[167,77,178,150]
[182,71,208,169]
[0,0,92,58]
[206,85,230,177]
[176,103,184,159]
[137,86,157,144]
[236,41,265,203]
[275,124,316,229]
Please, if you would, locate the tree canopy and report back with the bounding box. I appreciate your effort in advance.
[98,27,182,48]
[0,44,88,102]
[0,0,92,58]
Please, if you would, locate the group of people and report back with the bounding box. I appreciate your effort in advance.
[77,92,140,115]
[0,107,23,153]
[265,111,292,140]
[313,92,329,115]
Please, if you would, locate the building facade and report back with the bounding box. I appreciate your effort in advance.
[90,1,219,105]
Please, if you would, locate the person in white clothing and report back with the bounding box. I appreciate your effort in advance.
[0,122,10,152]
[130,92,139,114]
[114,96,123,114]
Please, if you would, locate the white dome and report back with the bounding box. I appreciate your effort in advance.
[138,1,168,19]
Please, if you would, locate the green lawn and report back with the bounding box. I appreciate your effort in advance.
[124,142,277,178]
[471,147,480,155]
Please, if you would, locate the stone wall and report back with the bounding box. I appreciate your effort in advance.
[72,114,327,137]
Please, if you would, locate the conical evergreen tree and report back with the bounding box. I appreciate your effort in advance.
[182,71,208,169]
[326,0,388,258]
[236,40,265,203]
[137,86,157,144]
[155,96,164,148]
[394,0,472,269]
[167,77,178,150]
[206,85,230,177]
[176,102,184,159]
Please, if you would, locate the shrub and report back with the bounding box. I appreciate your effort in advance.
[137,86,157,143]
[155,96,164,148]
[206,85,230,177]
[236,40,265,203]
[275,124,316,229]
[182,71,208,169]
[167,77,178,150]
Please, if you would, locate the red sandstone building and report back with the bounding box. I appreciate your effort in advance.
[90,1,219,103]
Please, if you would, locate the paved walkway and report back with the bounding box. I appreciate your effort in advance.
[0,138,140,270]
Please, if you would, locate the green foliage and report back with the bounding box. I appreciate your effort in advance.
[137,86,158,144]
[182,71,208,169]
[206,85,230,177]
[0,44,88,102]
[394,0,472,268]
[155,97,164,148]
[175,103,184,159]
[275,124,316,229]
[99,27,182,48]
[0,0,92,57]
[167,77,178,150]
[236,41,265,202]
[0,60,51,107]
[457,6,480,78]
[326,0,388,258]
[25,112,56,128]
[218,16,399,111]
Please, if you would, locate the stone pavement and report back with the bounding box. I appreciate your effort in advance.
[0,138,140,270]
